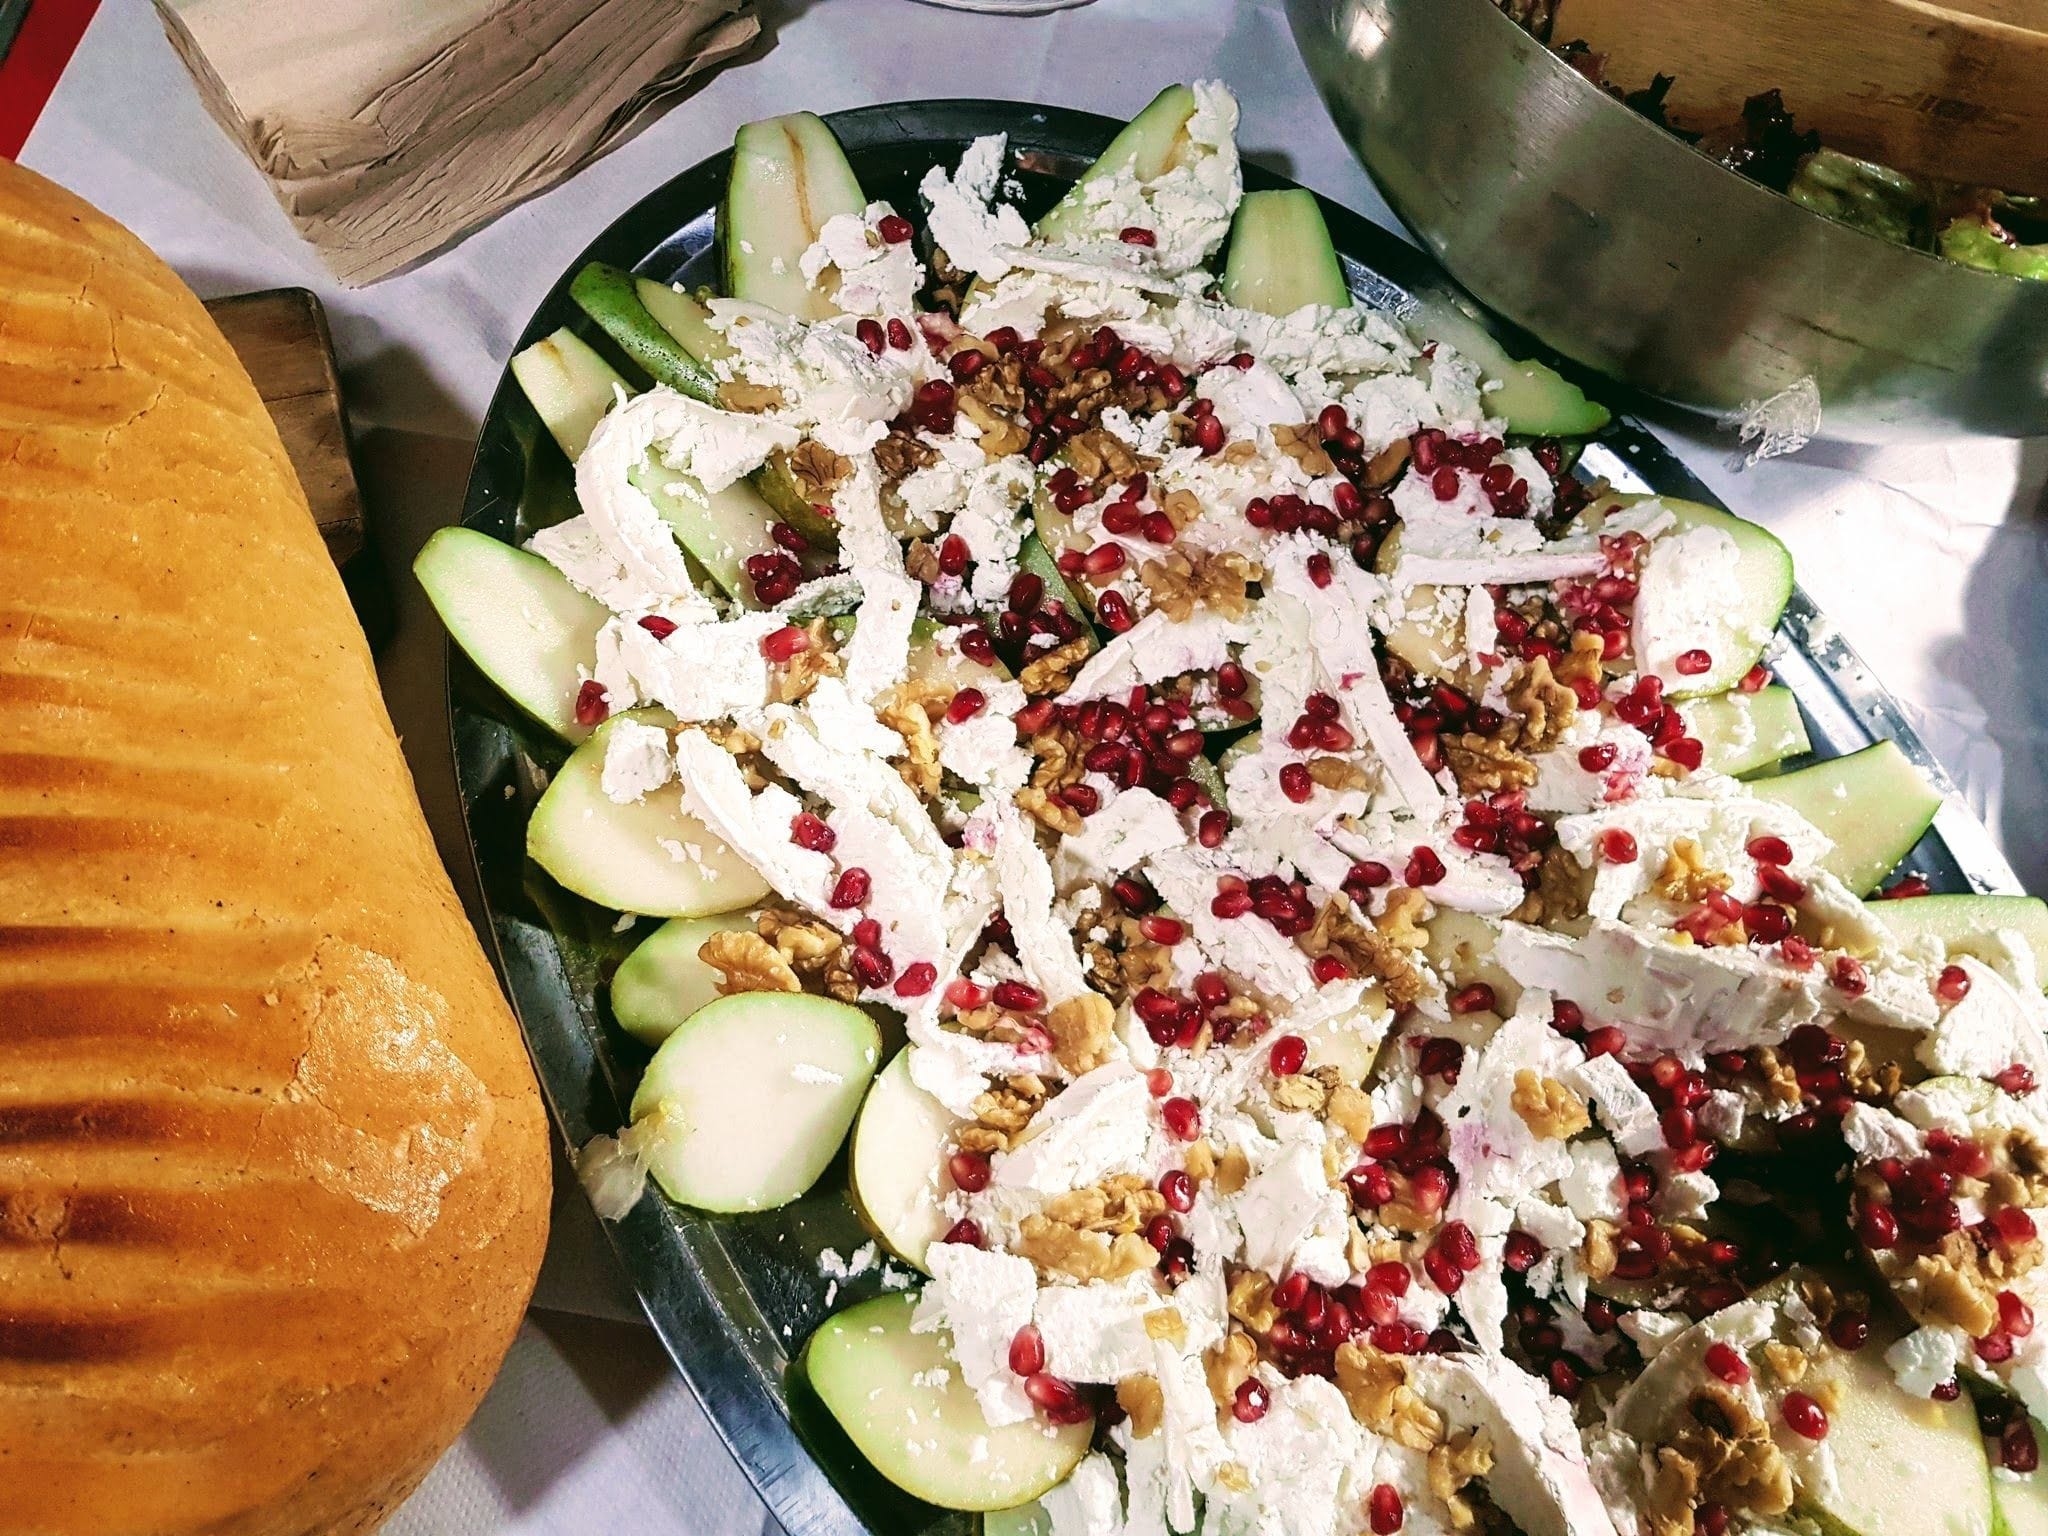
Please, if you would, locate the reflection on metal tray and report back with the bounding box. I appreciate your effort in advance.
[445,99,2021,1536]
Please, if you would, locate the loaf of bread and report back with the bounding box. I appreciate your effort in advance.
[0,161,550,1532]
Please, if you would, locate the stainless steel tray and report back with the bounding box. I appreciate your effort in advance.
[444,99,2022,1536]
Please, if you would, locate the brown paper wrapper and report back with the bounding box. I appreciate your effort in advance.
[153,0,759,284]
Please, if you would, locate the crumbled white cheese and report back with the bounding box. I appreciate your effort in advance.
[799,202,924,317]
[994,1063,1152,1193]
[598,717,675,804]
[1057,607,1247,703]
[1632,521,1745,688]
[914,1243,1037,1427]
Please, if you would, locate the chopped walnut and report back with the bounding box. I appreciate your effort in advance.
[1655,838,1733,905]
[1302,897,1426,1010]
[1378,1168,1450,1235]
[1581,1219,1619,1282]
[1445,730,1539,795]
[1329,1085,1375,1143]
[1641,1378,1794,1536]
[1270,1070,1332,1116]
[964,1075,1050,1153]
[1214,1463,1253,1495]
[1510,843,1593,928]
[1019,635,1096,696]
[772,619,843,704]
[698,930,801,996]
[1145,1307,1187,1347]
[1760,1341,1809,1386]
[1064,425,1150,486]
[1308,756,1372,791]
[904,538,942,584]
[1216,1144,1252,1196]
[1749,1046,1805,1109]
[1898,1233,2004,1337]
[1185,1140,1218,1185]
[874,427,939,482]
[1360,437,1411,489]
[1227,1275,1278,1333]
[1205,1328,1259,1407]
[1015,1215,1157,1281]
[717,380,786,413]
[1016,785,1084,836]
[1118,1375,1165,1438]
[1428,1429,1496,1533]
[787,440,852,502]
[1139,548,1258,623]
[1511,1069,1591,1139]
[957,390,1030,457]
[879,682,947,798]
[1046,991,1116,1075]
[1272,422,1335,475]
[1118,935,1178,998]
[1335,1342,1443,1451]
[755,908,856,1002]
[1040,1174,1167,1236]
[1504,654,1579,755]
[1159,487,1202,532]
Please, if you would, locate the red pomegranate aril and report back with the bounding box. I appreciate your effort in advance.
[1307,551,1334,588]
[1211,886,1253,919]
[949,1149,991,1192]
[1744,903,1792,943]
[887,318,915,351]
[1746,834,1794,865]
[1503,1231,1543,1272]
[1312,953,1353,985]
[940,1217,983,1248]
[1097,590,1137,632]
[945,978,989,1012]
[1423,1247,1464,1294]
[1368,1482,1405,1534]
[1578,741,1618,772]
[1145,1067,1174,1099]
[1198,809,1230,848]
[2000,1063,2040,1097]
[1158,1169,1196,1213]
[635,614,681,642]
[1193,414,1226,456]
[1988,1206,2037,1248]
[851,945,894,988]
[1005,1323,1047,1377]
[992,979,1045,1013]
[1675,648,1713,676]
[829,867,871,909]
[1663,736,1705,771]
[877,212,914,243]
[1222,1375,1269,1425]
[1936,964,1972,1003]
[1269,1034,1308,1077]
[1118,224,1157,247]
[949,348,987,382]
[1023,1371,1078,1412]
[1583,1026,1626,1059]
[1162,1097,1202,1141]
[1431,466,1462,502]
[856,317,886,354]
[1450,983,1496,1015]
[1979,1332,2018,1364]
[1831,955,1870,997]
[1661,1104,1697,1149]
[941,687,988,725]
[1405,846,1446,886]
[1279,762,1314,804]
[1827,1311,1871,1351]
[936,533,970,576]
[1142,1213,1177,1253]
[761,625,811,663]
[790,811,837,852]
[2002,1290,2036,1339]
[1782,1392,1828,1440]
[574,679,610,727]
[958,626,997,666]
[1598,828,1639,864]
[2006,1418,2042,1475]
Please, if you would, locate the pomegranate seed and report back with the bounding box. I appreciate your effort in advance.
[1404,846,1446,886]
[851,945,894,988]
[887,318,914,351]
[1931,1379,1962,1402]
[1279,762,1314,803]
[1999,1063,2039,1096]
[1598,828,1639,864]
[937,534,971,577]
[1548,1358,1583,1399]
[790,811,837,852]
[1696,1505,1731,1536]
[2002,1291,2036,1339]
[761,625,811,662]
[893,961,938,998]
[1193,414,1226,456]
[1159,1170,1195,1212]
[1583,1026,1626,1059]
[1881,875,1932,900]
[574,679,610,727]
[1004,1324,1047,1377]
[1269,1035,1308,1077]
[878,213,914,244]
[1211,887,1253,919]
[949,1149,991,1192]
[1368,1483,1404,1534]
[856,317,886,354]
[949,349,987,382]
[945,978,988,1011]
[1023,1370,1080,1412]
[635,614,680,641]
[1675,648,1712,676]
[944,687,987,724]
[1146,1067,1174,1098]
[829,867,870,909]
[1831,955,1869,997]
[1450,983,1496,1015]
[1132,915,1181,947]
[1430,467,1462,501]
[1979,1332,2017,1364]
[1097,590,1137,632]
[1781,1391,1828,1440]
[1704,1341,1750,1384]
[940,1217,982,1247]
[1198,809,1229,848]
[1216,1375,1268,1426]
[2006,1419,2042,1474]
[1578,741,1618,772]
[992,980,1045,1013]
[1118,225,1157,247]
[1307,551,1334,589]
[1780,935,1816,969]
[1937,964,1971,1003]
[1738,663,1771,693]
[1989,1207,2037,1247]
[1312,954,1353,985]
[1744,903,1792,943]
[1827,1311,1870,1351]
[1162,1097,1201,1141]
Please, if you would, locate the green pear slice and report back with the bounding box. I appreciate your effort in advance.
[723,112,867,321]
[849,1049,963,1271]
[630,990,879,1213]
[610,912,757,1047]
[1749,740,1942,896]
[1223,188,1350,316]
[415,526,608,742]
[1037,84,1201,244]
[568,260,720,401]
[1866,893,2048,982]
[510,326,627,461]
[1406,290,1611,437]
[1688,684,1811,777]
[802,1291,1093,1511]
[527,712,772,917]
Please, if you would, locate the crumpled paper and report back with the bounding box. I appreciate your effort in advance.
[152,0,759,284]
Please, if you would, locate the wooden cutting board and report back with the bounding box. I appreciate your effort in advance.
[1549,0,2048,194]
[203,288,365,565]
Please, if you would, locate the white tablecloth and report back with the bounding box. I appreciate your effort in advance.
[24,2,2047,1531]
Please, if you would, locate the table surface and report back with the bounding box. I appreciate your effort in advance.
[24,1,2048,1531]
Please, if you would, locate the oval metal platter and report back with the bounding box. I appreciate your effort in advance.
[446,98,2023,1536]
